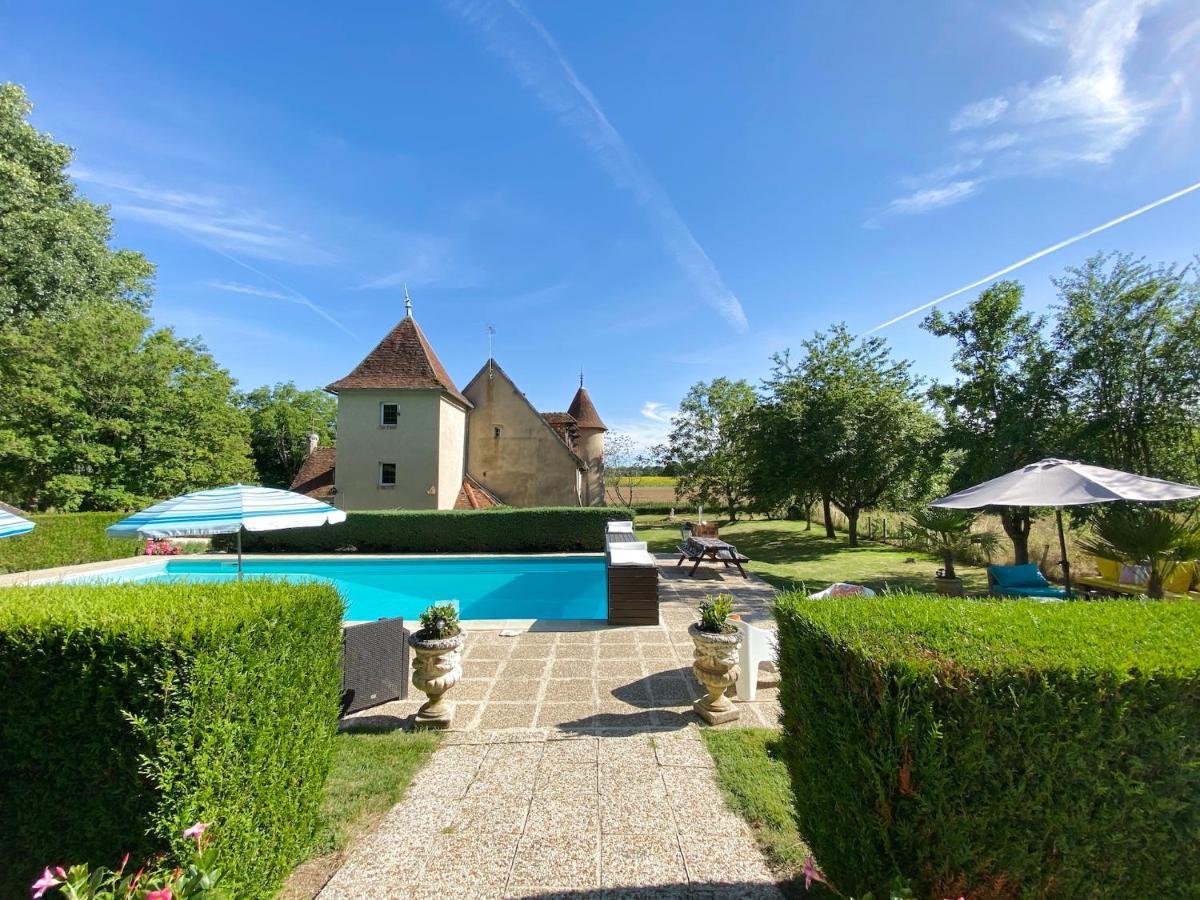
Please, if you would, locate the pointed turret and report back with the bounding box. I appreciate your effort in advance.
[568,374,606,505]
[326,313,470,407]
[568,379,607,432]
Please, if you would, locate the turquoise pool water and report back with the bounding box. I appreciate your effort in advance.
[71,555,607,621]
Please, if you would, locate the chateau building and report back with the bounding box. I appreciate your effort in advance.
[290,298,606,509]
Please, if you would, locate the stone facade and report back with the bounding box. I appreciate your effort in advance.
[296,309,605,510]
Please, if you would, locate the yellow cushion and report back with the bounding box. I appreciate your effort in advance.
[1094,557,1121,581]
[1165,563,1196,594]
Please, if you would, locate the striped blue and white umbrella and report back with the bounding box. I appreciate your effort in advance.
[0,501,35,539]
[106,485,346,575]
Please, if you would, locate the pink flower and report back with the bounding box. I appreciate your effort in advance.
[182,821,208,840]
[31,867,61,899]
[803,855,826,890]
[144,890,172,900]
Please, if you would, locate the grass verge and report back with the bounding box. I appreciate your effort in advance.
[281,729,440,898]
[701,727,819,896]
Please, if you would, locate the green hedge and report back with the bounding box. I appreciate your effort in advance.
[215,506,629,554]
[774,594,1200,899]
[0,512,140,574]
[0,581,344,898]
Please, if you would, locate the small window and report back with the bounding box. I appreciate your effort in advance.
[380,403,399,427]
[494,425,502,439]
[379,463,397,487]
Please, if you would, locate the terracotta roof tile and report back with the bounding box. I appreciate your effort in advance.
[540,412,579,449]
[455,475,503,509]
[325,315,470,407]
[567,386,606,431]
[289,447,337,501]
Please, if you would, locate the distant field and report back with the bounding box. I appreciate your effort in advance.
[605,476,680,507]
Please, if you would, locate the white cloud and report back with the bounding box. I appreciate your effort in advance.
[445,0,749,332]
[874,0,1198,220]
[70,166,336,265]
[358,234,482,291]
[640,401,677,424]
[206,280,291,301]
[950,97,1010,131]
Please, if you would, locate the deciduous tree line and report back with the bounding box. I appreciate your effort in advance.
[0,84,335,510]
[668,256,1200,557]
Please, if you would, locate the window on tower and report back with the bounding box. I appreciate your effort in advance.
[380,403,399,427]
[379,463,397,487]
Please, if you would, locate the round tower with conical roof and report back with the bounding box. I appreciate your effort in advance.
[568,373,606,505]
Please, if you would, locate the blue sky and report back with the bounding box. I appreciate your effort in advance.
[4,0,1199,448]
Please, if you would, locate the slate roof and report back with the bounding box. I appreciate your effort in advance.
[567,386,607,431]
[289,447,337,501]
[325,315,471,407]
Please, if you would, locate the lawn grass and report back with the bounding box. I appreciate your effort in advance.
[701,728,827,897]
[636,515,989,595]
[312,729,440,855]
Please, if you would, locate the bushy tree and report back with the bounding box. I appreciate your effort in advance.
[922,280,1065,563]
[766,325,940,546]
[0,301,255,510]
[1054,253,1200,482]
[241,383,336,487]
[0,83,152,322]
[667,378,757,521]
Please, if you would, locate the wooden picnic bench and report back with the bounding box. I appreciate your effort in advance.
[676,536,749,577]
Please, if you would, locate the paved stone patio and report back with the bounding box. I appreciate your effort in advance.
[323,560,783,898]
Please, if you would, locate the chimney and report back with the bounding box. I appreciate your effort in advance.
[307,431,320,454]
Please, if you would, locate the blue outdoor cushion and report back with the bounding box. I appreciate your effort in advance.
[990,564,1049,588]
[994,585,1067,599]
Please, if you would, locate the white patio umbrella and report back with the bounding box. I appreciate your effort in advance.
[931,458,1200,596]
[106,485,346,577]
[0,501,35,539]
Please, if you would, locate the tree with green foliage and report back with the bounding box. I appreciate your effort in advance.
[767,325,940,546]
[0,83,153,322]
[1053,252,1200,482]
[922,280,1065,564]
[0,301,255,510]
[668,378,757,521]
[241,382,337,487]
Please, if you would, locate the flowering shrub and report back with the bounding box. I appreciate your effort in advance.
[141,539,180,556]
[33,823,224,899]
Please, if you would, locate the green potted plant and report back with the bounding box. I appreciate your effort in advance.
[688,594,742,724]
[1077,505,1200,599]
[908,508,998,596]
[408,603,465,728]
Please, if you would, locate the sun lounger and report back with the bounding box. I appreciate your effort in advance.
[988,564,1067,599]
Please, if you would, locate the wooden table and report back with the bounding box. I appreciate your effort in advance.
[676,536,748,577]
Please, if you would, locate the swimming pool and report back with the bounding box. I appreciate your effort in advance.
[64,555,608,621]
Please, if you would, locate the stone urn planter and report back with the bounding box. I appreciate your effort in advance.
[689,622,742,725]
[933,571,965,596]
[408,629,466,729]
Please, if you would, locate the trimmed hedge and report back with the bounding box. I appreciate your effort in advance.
[0,581,344,898]
[0,512,140,574]
[215,506,629,554]
[774,594,1200,899]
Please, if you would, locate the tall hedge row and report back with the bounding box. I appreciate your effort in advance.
[214,506,629,554]
[0,511,140,574]
[0,581,344,898]
[773,594,1200,899]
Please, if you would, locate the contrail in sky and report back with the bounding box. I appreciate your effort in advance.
[865,179,1200,334]
[445,0,749,332]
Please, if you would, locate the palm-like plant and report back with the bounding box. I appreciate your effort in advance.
[1076,505,1200,599]
[908,507,999,580]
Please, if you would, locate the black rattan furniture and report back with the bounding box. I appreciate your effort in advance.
[341,616,408,715]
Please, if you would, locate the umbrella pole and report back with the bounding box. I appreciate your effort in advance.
[237,529,243,581]
[1055,507,1072,598]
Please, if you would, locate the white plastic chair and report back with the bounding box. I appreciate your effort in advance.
[734,618,778,701]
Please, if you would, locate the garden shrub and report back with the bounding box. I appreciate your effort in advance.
[0,512,140,574]
[0,581,344,898]
[773,593,1200,899]
[215,506,629,554]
